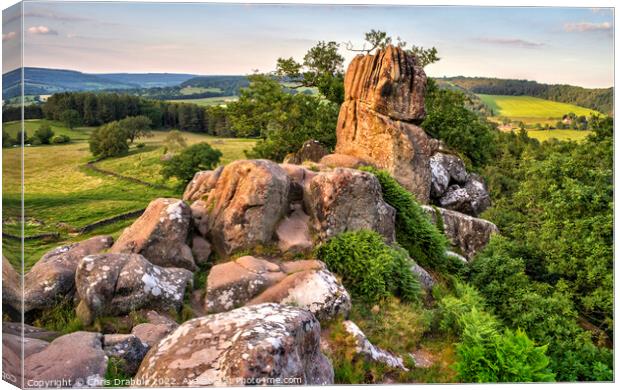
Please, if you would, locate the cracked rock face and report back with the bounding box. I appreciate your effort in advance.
[304,168,395,242]
[182,166,224,203]
[283,140,328,165]
[430,152,469,198]
[24,331,108,388]
[111,198,196,271]
[422,206,499,260]
[75,253,193,325]
[22,235,114,313]
[190,160,290,256]
[205,256,350,321]
[135,303,334,386]
[2,256,21,314]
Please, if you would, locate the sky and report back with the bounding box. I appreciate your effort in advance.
[2,2,615,88]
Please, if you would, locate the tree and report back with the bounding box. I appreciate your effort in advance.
[409,45,440,67]
[345,30,439,67]
[60,109,82,129]
[2,130,14,147]
[34,124,55,145]
[163,130,188,153]
[161,142,222,184]
[276,41,345,104]
[89,121,129,158]
[119,115,152,144]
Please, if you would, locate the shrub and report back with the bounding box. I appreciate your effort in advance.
[314,230,420,303]
[34,124,55,144]
[51,134,71,144]
[2,130,14,147]
[136,142,146,149]
[361,167,457,273]
[89,121,129,158]
[161,142,222,184]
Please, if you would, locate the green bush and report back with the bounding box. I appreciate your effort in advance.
[314,230,420,303]
[34,124,55,144]
[89,121,129,158]
[161,142,222,184]
[51,134,71,144]
[135,142,146,149]
[361,167,457,274]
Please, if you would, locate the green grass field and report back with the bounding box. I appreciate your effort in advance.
[478,94,600,121]
[179,86,222,95]
[524,129,592,142]
[166,96,239,106]
[4,119,94,141]
[2,119,255,268]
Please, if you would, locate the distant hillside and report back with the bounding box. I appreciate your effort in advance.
[441,76,613,115]
[180,76,249,95]
[2,67,199,100]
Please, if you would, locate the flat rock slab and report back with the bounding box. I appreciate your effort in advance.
[135,303,334,386]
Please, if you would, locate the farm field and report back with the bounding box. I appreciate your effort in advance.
[2,119,255,268]
[166,95,239,106]
[478,94,600,121]
[524,129,592,142]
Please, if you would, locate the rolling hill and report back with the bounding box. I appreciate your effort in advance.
[2,67,199,99]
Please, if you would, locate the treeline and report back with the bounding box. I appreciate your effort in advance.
[41,92,233,136]
[2,104,44,122]
[444,76,613,115]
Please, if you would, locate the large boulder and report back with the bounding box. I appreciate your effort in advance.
[319,153,369,169]
[304,168,395,242]
[343,321,407,371]
[131,311,179,349]
[334,45,433,202]
[111,198,195,271]
[22,235,114,313]
[283,140,328,165]
[275,204,313,253]
[135,303,334,386]
[24,331,108,388]
[75,253,193,325]
[422,206,499,260]
[205,256,350,321]
[190,160,290,256]
[2,256,21,314]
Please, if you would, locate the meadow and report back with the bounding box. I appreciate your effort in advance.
[2,119,255,268]
[166,96,239,106]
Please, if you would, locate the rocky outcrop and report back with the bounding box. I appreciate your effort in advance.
[111,198,196,271]
[205,256,350,321]
[343,321,407,371]
[304,168,395,242]
[334,45,434,202]
[20,236,114,313]
[190,160,290,256]
[422,206,499,260]
[319,153,369,169]
[2,256,21,314]
[24,331,108,388]
[283,140,328,165]
[75,253,193,325]
[135,303,334,386]
[430,152,491,216]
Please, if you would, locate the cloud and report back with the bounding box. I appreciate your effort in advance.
[27,25,58,35]
[2,31,17,41]
[564,22,612,32]
[476,37,544,48]
[24,10,91,22]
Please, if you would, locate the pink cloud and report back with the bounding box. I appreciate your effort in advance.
[564,22,612,32]
[27,25,58,35]
[2,31,17,41]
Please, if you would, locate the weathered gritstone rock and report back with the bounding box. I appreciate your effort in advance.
[111,198,196,271]
[3,322,60,341]
[131,311,179,349]
[283,140,328,165]
[334,45,433,202]
[135,303,334,386]
[343,321,407,371]
[205,256,350,321]
[410,263,435,292]
[275,204,313,253]
[304,168,395,242]
[75,253,193,325]
[190,160,290,256]
[343,45,426,122]
[422,206,499,260]
[319,153,369,169]
[182,166,224,202]
[21,235,114,313]
[2,256,21,313]
[24,331,108,388]
[103,334,150,375]
[191,235,212,265]
[279,163,318,203]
